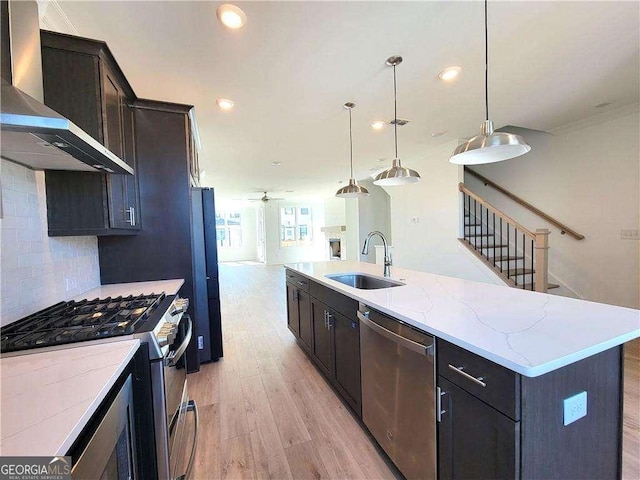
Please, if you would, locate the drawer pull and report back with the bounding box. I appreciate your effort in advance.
[448,364,487,387]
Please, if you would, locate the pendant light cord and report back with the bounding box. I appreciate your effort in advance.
[393,63,398,158]
[484,0,489,121]
[348,107,354,178]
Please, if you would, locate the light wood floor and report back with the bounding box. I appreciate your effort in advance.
[187,263,640,480]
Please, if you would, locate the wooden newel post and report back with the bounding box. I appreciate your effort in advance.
[534,229,550,293]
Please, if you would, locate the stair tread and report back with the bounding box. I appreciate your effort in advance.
[477,244,508,248]
[489,256,524,262]
[519,283,560,290]
[507,268,534,276]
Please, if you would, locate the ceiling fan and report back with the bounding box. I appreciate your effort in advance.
[249,191,284,203]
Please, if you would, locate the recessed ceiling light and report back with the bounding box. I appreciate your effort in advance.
[216,98,234,110]
[271,161,281,166]
[438,66,462,81]
[371,121,386,130]
[216,4,247,29]
[431,130,448,137]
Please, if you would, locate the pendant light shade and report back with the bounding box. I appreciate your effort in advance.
[374,56,421,186]
[336,102,369,198]
[450,120,531,165]
[449,0,531,165]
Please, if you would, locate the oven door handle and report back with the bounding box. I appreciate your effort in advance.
[166,315,193,367]
[175,400,199,480]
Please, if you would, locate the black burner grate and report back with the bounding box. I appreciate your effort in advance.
[1,293,165,353]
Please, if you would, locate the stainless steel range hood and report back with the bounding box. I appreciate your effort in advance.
[0,1,133,175]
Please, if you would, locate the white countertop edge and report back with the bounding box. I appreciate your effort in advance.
[55,340,140,455]
[285,263,639,378]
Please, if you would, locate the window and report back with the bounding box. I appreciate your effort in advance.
[216,211,242,248]
[280,206,313,247]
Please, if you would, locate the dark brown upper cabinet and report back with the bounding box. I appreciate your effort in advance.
[41,30,141,236]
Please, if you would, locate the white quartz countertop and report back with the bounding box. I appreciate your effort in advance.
[0,340,139,456]
[285,261,640,377]
[73,278,185,301]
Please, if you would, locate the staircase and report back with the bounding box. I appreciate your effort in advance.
[459,183,558,293]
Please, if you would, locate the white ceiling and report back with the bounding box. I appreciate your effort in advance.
[48,1,639,200]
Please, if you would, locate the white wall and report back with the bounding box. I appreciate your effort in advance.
[386,141,506,285]
[466,105,640,308]
[263,198,328,265]
[341,181,393,263]
[0,160,101,325]
[217,205,258,262]
[324,196,346,226]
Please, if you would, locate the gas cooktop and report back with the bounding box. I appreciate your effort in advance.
[1,293,167,353]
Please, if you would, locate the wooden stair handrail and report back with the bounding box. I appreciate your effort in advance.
[459,183,536,239]
[465,167,585,240]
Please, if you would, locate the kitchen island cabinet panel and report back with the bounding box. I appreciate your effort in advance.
[286,282,300,338]
[332,310,361,414]
[310,297,333,378]
[285,268,362,417]
[438,377,519,480]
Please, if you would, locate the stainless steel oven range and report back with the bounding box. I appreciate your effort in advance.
[0,292,199,480]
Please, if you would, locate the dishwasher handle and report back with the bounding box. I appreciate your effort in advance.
[357,311,433,356]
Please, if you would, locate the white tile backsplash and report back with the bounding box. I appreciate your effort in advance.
[0,160,100,326]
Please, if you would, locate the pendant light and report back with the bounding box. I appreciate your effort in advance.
[336,102,370,198]
[450,0,531,165]
[374,56,421,186]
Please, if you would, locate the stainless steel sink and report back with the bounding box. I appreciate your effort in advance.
[325,273,405,290]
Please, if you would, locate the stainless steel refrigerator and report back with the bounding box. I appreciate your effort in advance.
[191,187,223,363]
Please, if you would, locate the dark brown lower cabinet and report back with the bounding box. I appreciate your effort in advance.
[286,281,311,352]
[331,310,361,413]
[438,339,622,480]
[310,297,332,378]
[286,282,300,337]
[310,296,361,416]
[285,269,362,416]
[438,377,519,480]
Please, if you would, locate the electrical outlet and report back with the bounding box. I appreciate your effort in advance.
[563,391,587,426]
[411,216,419,224]
[620,229,640,240]
[197,335,204,350]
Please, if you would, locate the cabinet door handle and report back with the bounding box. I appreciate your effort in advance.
[327,313,333,329]
[448,364,487,387]
[293,289,299,301]
[323,310,328,329]
[125,206,136,226]
[436,387,447,422]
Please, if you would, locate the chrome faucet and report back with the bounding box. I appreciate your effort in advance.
[362,231,391,277]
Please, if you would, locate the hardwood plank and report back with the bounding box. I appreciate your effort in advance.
[220,434,256,480]
[260,367,311,449]
[191,404,221,480]
[188,362,219,407]
[288,378,367,479]
[220,400,250,441]
[241,376,293,480]
[284,441,330,480]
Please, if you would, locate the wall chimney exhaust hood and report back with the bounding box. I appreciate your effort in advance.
[0,0,133,175]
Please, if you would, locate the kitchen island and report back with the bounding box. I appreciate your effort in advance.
[284,261,639,479]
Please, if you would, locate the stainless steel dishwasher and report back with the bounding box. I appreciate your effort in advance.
[357,303,436,480]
